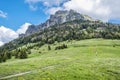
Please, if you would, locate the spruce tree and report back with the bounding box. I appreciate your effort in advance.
[48,45,51,50]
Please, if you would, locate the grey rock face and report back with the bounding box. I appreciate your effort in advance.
[43,10,91,28]
[25,25,39,35]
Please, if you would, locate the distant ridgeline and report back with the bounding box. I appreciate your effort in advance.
[0,10,120,62]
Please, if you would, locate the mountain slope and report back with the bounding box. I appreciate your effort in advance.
[0,19,120,52]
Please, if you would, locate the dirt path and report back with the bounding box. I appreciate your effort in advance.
[0,70,33,80]
[0,60,79,80]
[0,65,55,80]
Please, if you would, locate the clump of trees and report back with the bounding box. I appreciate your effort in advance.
[14,48,31,59]
[0,48,31,63]
[0,50,12,63]
[55,44,67,50]
[0,53,7,62]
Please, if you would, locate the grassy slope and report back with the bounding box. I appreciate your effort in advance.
[0,39,120,80]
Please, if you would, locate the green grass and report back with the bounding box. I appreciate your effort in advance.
[0,39,120,80]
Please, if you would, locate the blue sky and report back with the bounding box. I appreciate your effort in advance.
[0,0,120,46]
[0,0,48,30]
[109,19,120,24]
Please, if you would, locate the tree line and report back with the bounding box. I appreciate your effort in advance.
[0,48,31,63]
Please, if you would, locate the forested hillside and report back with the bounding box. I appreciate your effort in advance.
[1,19,120,50]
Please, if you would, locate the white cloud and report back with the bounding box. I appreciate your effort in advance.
[25,0,40,11]
[0,10,7,18]
[46,7,62,15]
[25,0,68,10]
[62,0,120,21]
[25,0,66,6]
[63,0,111,21]
[25,0,40,4]
[16,23,31,34]
[43,0,68,7]
[0,41,4,46]
[102,0,120,19]
[25,0,120,21]
[0,26,18,46]
[0,23,31,46]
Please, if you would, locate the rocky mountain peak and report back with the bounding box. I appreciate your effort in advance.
[25,9,94,35]
[43,9,94,28]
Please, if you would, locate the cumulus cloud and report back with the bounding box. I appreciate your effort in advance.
[0,10,7,18]
[25,0,68,10]
[17,23,31,34]
[0,23,31,46]
[63,0,111,21]
[42,0,68,7]
[0,41,4,46]
[102,0,120,19]
[64,0,120,21]
[25,0,39,10]
[0,26,18,46]
[25,0,67,7]
[62,0,120,21]
[25,0,120,21]
[46,7,62,15]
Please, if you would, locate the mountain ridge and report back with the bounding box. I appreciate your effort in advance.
[25,10,95,36]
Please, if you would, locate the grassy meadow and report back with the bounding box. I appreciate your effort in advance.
[0,39,120,80]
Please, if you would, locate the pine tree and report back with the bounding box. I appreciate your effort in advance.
[19,48,28,59]
[48,45,51,50]
[15,50,19,59]
[2,53,7,62]
[0,54,2,63]
[6,51,12,59]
